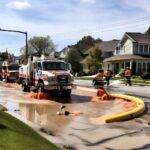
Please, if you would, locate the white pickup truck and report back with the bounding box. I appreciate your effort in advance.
[19,56,75,96]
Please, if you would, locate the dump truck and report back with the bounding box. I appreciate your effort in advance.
[19,55,74,96]
[2,61,20,83]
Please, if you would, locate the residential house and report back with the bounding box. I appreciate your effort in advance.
[82,40,119,73]
[101,39,119,58]
[59,46,73,60]
[103,31,150,74]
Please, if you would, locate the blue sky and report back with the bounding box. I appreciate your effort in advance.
[0,0,150,55]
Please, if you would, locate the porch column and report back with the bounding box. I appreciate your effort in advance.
[130,60,133,69]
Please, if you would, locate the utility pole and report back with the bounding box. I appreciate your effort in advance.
[0,28,28,59]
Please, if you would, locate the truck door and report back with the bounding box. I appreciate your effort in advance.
[34,62,42,85]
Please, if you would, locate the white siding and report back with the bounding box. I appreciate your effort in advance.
[115,39,133,55]
[123,39,133,54]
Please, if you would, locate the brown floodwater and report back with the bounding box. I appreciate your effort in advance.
[0,85,149,150]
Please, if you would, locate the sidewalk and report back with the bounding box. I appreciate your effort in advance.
[75,79,150,99]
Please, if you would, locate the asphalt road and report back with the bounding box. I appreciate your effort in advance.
[75,79,150,102]
[0,83,150,150]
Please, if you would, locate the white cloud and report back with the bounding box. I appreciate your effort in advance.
[79,0,96,4]
[6,1,31,10]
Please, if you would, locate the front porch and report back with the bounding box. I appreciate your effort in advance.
[103,55,150,75]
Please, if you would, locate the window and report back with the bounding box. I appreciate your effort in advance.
[139,44,149,54]
[37,62,42,70]
[139,45,144,54]
[144,45,148,54]
[43,61,66,70]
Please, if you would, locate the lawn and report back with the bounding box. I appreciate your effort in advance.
[0,111,59,150]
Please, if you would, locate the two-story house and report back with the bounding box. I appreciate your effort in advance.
[103,31,150,74]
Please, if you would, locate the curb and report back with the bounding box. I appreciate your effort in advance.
[77,86,145,123]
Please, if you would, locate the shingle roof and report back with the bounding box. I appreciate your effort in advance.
[126,32,150,43]
[83,40,120,55]
[101,39,120,52]
[103,54,150,62]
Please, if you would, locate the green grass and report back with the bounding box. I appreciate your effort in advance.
[0,111,59,150]
[75,77,93,80]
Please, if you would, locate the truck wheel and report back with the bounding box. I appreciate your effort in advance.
[37,83,44,93]
[0,76,2,81]
[63,89,71,97]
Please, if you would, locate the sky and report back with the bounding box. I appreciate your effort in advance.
[0,0,150,55]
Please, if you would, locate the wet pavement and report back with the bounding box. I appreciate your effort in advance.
[0,84,150,150]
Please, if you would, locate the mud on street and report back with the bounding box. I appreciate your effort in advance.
[0,82,150,150]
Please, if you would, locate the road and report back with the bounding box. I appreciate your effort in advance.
[75,79,150,101]
[0,83,150,150]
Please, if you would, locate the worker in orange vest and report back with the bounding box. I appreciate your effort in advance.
[93,69,104,87]
[124,67,132,86]
[105,69,112,86]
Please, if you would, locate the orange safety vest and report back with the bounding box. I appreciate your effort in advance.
[105,70,112,77]
[124,69,132,77]
[95,72,104,80]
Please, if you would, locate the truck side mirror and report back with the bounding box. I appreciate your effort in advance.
[37,70,42,76]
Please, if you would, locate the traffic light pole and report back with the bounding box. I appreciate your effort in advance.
[0,28,28,58]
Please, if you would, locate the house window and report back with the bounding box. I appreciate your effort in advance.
[144,45,148,54]
[139,45,144,54]
[139,44,149,54]
[137,63,142,73]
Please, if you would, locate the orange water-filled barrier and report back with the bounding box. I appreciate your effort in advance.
[25,92,49,100]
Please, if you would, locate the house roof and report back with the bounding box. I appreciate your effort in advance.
[83,40,120,55]
[126,32,150,44]
[101,39,120,52]
[103,54,150,62]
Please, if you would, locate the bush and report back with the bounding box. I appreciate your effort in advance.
[141,73,150,79]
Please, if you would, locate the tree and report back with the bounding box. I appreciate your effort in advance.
[75,36,96,55]
[21,36,56,56]
[145,27,150,35]
[65,48,83,75]
[85,44,102,74]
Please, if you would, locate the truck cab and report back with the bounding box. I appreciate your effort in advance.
[2,61,20,83]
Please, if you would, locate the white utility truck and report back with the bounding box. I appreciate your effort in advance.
[2,61,19,83]
[19,55,74,96]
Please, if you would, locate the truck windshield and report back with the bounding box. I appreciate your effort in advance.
[8,66,19,70]
[43,61,66,70]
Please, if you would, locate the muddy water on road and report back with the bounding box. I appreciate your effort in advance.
[0,85,150,150]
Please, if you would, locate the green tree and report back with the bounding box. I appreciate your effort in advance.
[65,48,83,75]
[85,44,102,74]
[145,27,150,35]
[21,36,56,57]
